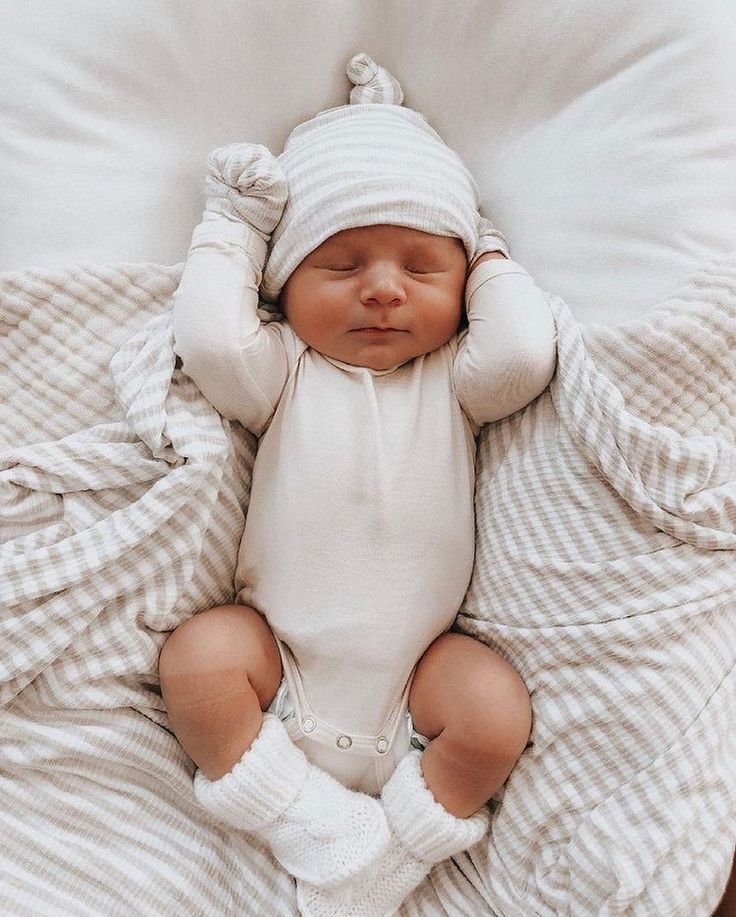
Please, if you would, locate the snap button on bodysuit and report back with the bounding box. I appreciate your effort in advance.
[375,736,389,754]
[336,735,353,749]
[301,716,316,733]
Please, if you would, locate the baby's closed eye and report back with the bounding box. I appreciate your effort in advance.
[403,250,453,274]
[405,264,446,274]
[312,261,446,274]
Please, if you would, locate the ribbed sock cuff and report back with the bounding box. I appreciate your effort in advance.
[193,713,309,831]
[381,750,490,864]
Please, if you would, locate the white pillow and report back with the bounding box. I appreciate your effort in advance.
[1,0,735,323]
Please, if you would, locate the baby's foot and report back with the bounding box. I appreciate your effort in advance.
[296,750,489,916]
[194,714,391,887]
[296,835,427,917]
[264,758,392,888]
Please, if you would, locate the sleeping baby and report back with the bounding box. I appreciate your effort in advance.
[159,53,557,916]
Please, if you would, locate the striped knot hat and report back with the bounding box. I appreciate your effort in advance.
[260,53,486,302]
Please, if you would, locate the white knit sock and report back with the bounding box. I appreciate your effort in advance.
[193,713,391,887]
[297,749,490,916]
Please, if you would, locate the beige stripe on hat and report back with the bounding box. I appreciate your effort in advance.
[260,53,501,302]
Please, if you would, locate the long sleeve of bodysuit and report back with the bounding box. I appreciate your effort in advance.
[172,216,302,436]
[453,257,558,427]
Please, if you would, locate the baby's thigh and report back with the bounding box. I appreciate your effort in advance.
[408,632,531,755]
[158,604,282,708]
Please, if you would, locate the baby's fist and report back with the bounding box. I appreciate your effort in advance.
[205,143,288,241]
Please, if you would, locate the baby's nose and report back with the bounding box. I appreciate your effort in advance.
[360,264,407,306]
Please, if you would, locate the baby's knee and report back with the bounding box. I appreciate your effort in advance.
[412,633,531,765]
[158,604,281,700]
[427,635,531,765]
[463,652,532,765]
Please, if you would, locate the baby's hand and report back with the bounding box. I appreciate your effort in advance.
[204,143,288,242]
[469,215,510,272]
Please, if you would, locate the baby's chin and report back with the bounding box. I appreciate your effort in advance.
[326,343,421,371]
[336,354,404,371]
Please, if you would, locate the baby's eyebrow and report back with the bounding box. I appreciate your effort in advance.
[404,244,454,262]
[312,238,455,261]
[405,242,443,254]
[308,247,351,263]
[314,239,355,255]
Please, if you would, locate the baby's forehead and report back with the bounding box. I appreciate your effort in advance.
[320,225,463,253]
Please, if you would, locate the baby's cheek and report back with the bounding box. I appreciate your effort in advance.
[438,298,464,337]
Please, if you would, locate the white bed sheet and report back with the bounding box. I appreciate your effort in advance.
[1,0,735,324]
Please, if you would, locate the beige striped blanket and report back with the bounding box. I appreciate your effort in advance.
[0,254,734,916]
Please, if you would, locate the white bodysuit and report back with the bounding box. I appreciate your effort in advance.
[173,217,556,793]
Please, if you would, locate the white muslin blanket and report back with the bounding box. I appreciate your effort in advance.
[0,255,734,916]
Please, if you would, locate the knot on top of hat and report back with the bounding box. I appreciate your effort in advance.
[346,52,404,105]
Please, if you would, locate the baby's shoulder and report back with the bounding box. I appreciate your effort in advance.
[264,318,309,365]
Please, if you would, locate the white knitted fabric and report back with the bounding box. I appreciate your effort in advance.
[193,714,391,887]
[297,750,490,916]
[203,143,288,240]
[199,141,288,321]
[260,52,507,302]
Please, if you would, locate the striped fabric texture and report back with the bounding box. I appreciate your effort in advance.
[1,251,734,915]
[458,252,736,916]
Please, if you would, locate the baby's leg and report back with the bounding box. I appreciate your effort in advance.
[158,604,282,780]
[408,631,532,817]
[159,606,392,889]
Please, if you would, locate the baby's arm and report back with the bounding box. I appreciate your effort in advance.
[172,144,295,435]
[454,224,557,426]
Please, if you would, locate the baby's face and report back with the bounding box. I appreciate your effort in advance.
[280,225,467,371]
